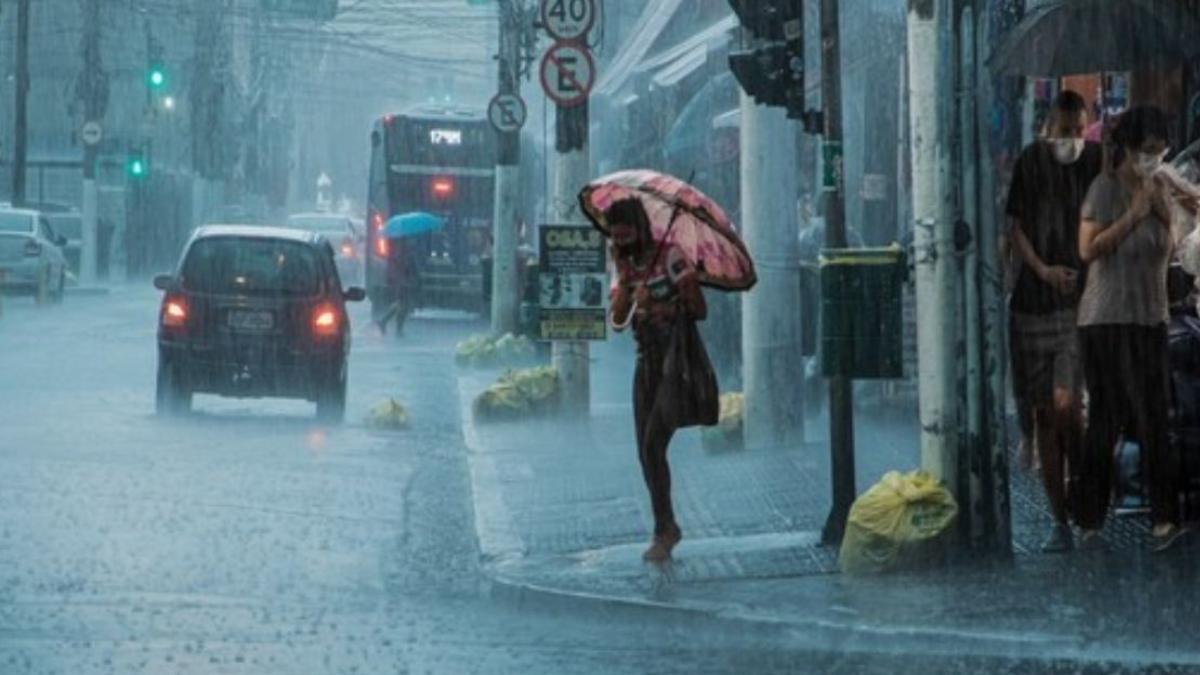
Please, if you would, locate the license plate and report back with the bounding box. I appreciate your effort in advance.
[227,310,274,332]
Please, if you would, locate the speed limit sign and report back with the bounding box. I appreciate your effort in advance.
[541,0,595,42]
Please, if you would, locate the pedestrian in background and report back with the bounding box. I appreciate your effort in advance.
[1077,105,1192,552]
[377,241,420,337]
[607,197,708,563]
[1005,90,1103,552]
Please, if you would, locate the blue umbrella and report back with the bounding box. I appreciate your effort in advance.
[384,212,443,239]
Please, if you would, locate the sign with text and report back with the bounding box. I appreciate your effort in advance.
[538,225,607,341]
[541,0,596,41]
[429,129,463,146]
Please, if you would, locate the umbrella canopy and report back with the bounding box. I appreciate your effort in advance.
[990,0,1200,77]
[383,212,443,239]
[579,170,756,292]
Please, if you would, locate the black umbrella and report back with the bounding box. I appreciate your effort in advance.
[990,0,1200,77]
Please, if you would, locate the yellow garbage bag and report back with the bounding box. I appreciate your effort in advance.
[717,393,744,432]
[702,392,745,452]
[455,333,535,368]
[839,470,958,575]
[364,398,410,430]
[473,366,559,423]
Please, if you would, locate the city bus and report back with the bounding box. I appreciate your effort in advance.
[364,108,496,319]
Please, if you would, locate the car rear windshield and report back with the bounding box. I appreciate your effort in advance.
[181,237,323,297]
[0,212,33,234]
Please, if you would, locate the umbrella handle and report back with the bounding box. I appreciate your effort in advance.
[610,300,637,331]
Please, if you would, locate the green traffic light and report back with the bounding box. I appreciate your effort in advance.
[149,69,166,89]
[128,158,147,177]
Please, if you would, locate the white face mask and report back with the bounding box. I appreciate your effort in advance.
[1133,150,1167,177]
[1048,138,1085,165]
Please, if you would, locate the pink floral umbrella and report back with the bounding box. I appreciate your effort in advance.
[578,169,757,292]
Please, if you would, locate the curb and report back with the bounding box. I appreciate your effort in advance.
[455,373,1200,673]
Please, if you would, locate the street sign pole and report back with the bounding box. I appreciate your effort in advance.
[490,0,527,336]
[819,0,856,547]
[79,0,105,285]
[540,0,595,420]
[81,124,100,285]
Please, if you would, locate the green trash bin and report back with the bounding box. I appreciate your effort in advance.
[820,245,906,380]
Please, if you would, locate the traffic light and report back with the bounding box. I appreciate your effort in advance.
[148,65,166,90]
[726,0,801,43]
[147,39,167,92]
[127,152,148,179]
[728,45,790,109]
[726,0,809,121]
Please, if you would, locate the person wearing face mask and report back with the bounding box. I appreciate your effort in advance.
[1005,91,1103,553]
[1077,105,1191,552]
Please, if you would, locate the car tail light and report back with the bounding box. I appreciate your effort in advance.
[431,178,454,198]
[313,304,340,337]
[24,239,41,257]
[161,296,188,329]
[375,235,389,258]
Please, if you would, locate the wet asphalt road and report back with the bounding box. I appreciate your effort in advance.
[3,287,1174,675]
[0,287,843,675]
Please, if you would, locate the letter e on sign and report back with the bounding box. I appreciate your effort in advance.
[539,41,595,108]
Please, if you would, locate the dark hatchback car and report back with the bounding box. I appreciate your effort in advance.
[153,225,366,422]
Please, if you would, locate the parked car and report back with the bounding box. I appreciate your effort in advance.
[286,213,364,287]
[25,202,83,276]
[0,207,69,304]
[153,225,366,422]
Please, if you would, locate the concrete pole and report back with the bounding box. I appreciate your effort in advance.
[739,92,803,452]
[960,3,984,544]
[553,105,591,418]
[908,0,959,485]
[81,178,98,282]
[975,0,1013,554]
[11,0,30,205]
[490,0,521,335]
[492,164,520,332]
[80,0,102,285]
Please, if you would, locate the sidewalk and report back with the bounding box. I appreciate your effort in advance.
[457,338,1200,671]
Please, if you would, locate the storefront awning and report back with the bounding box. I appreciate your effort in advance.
[642,15,738,90]
[636,15,738,75]
[593,0,685,98]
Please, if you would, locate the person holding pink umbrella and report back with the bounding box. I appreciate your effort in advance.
[581,170,754,563]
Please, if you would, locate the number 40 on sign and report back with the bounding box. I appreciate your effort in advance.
[541,0,595,41]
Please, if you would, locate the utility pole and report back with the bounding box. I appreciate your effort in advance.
[12,0,30,205]
[908,0,960,486]
[540,0,597,419]
[552,97,591,418]
[818,0,855,546]
[78,0,106,285]
[976,0,1012,555]
[490,0,523,335]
